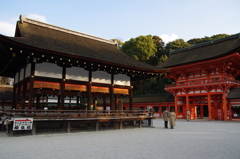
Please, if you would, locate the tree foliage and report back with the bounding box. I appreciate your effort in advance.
[187,34,229,45]
[132,77,174,95]
[150,35,165,65]
[165,39,192,55]
[121,35,157,63]
[0,76,11,85]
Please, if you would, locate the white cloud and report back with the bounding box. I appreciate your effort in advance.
[0,21,16,36]
[27,14,47,23]
[160,34,179,44]
[0,14,47,36]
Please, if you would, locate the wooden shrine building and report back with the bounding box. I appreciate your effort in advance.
[0,15,164,112]
[157,33,240,121]
[0,15,165,135]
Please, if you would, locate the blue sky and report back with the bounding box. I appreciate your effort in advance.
[0,0,239,44]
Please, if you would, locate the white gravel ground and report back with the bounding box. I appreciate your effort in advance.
[0,119,240,159]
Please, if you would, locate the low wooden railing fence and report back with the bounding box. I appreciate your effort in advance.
[1,109,150,118]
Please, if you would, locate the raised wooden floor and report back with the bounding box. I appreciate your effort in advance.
[1,109,154,136]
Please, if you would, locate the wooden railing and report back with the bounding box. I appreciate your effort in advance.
[165,78,240,89]
[1,109,150,118]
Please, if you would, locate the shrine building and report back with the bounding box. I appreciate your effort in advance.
[157,33,240,121]
[0,15,165,112]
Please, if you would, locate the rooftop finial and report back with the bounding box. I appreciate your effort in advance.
[19,15,26,24]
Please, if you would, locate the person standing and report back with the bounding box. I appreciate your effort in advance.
[162,109,169,128]
[187,110,191,121]
[169,109,176,129]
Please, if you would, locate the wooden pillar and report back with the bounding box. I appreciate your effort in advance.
[95,121,99,131]
[76,96,80,110]
[31,122,37,135]
[186,94,189,119]
[110,73,114,112]
[8,123,13,137]
[21,83,27,109]
[103,94,107,110]
[192,97,196,119]
[17,85,21,109]
[129,87,133,110]
[93,96,96,110]
[139,119,142,128]
[28,77,34,109]
[87,69,92,111]
[28,62,35,110]
[214,95,219,120]
[174,95,178,118]
[69,96,71,107]
[57,95,61,110]
[119,120,123,129]
[67,121,71,133]
[115,95,119,111]
[60,80,65,110]
[1,100,4,110]
[222,92,227,121]
[207,92,212,120]
[228,101,232,120]
[110,86,114,111]
[60,67,66,110]
[12,86,17,109]
[87,84,92,111]
[36,91,40,109]
[200,104,204,118]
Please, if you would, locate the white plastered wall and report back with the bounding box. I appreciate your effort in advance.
[19,68,24,81]
[92,70,111,84]
[66,67,89,81]
[35,62,62,79]
[25,63,31,77]
[114,74,130,86]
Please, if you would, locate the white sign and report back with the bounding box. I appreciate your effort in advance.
[13,118,33,131]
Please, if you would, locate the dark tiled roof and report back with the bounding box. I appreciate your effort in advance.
[157,33,240,68]
[227,88,240,99]
[97,93,174,104]
[3,19,159,71]
[130,93,174,103]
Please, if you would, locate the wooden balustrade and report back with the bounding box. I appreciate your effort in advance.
[2,109,149,119]
[165,78,240,89]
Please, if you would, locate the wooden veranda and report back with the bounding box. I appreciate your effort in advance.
[2,109,154,136]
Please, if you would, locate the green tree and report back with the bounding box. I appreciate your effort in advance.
[159,54,168,64]
[165,39,192,56]
[0,76,11,85]
[187,34,229,45]
[121,35,157,63]
[132,77,174,95]
[149,35,165,65]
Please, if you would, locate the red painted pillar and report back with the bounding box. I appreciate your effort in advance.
[175,95,178,118]
[192,97,196,119]
[207,92,212,120]
[200,104,204,118]
[222,92,227,121]
[186,94,189,119]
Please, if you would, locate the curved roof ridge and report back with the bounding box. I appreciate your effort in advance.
[170,33,240,55]
[19,14,115,45]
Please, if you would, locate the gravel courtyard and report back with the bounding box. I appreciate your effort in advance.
[0,119,239,159]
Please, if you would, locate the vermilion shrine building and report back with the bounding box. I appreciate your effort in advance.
[157,34,240,121]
